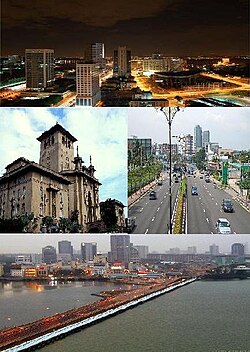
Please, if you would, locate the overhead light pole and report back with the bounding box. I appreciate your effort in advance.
[159,107,180,234]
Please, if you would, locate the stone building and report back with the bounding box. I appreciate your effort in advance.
[0,123,101,232]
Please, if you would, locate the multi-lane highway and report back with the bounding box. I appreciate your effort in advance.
[129,172,179,234]
[129,170,250,234]
[187,175,250,234]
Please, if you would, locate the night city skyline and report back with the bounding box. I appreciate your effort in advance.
[2,0,249,57]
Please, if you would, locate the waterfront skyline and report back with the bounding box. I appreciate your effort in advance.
[128,107,250,150]
[2,0,249,56]
[0,235,249,255]
[0,108,127,206]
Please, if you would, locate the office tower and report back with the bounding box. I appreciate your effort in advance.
[187,246,197,254]
[58,240,73,262]
[42,245,57,264]
[76,63,101,106]
[113,46,131,77]
[81,242,97,262]
[110,235,130,265]
[25,49,54,89]
[133,245,149,259]
[184,134,194,158]
[209,244,219,255]
[231,243,245,256]
[85,43,105,69]
[202,130,210,147]
[194,125,202,152]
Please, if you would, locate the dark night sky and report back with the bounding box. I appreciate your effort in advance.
[1,0,249,57]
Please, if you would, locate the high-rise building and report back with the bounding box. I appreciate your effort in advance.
[194,125,202,152]
[128,138,152,158]
[76,63,101,106]
[209,244,219,255]
[187,246,197,254]
[81,242,97,262]
[113,46,131,77]
[110,235,130,265]
[85,43,105,69]
[42,245,57,264]
[133,245,149,259]
[184,134,194,158]
[231,243,245,256]
[25,49,54,90]
[58,240,73,262]
[202,130,210,147]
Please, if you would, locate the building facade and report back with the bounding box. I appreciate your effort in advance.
[42,246,57,264]
[76,63,101,106]
[113,46,131,77]
[110,235,130,266]
[0,123,101,232]
[194,125,203,152]
[25,49,54,90]
[85,43,105,69]
[81,242,97,262]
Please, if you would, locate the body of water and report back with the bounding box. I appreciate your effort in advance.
[1,280,249,352]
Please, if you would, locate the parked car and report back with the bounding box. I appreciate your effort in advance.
[191,186,198,195]
[149,190,157,200]
[221,199,234,213]
[215,218,232,234]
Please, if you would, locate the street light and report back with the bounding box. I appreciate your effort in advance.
[158,107,180,234]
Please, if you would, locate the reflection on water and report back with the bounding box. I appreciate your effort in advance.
[0,281,123,329]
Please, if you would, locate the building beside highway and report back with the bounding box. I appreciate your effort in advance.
[25,49,54,90]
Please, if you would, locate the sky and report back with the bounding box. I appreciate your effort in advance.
[128,107,250,150]
[1,0,249,56]
[0,234,249,254]
[0,108,127,206]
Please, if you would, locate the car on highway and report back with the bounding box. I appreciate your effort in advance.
[215,218,232,234]
[221,199,234,213]
[205,177,210,183]
[191,186,198,195]
[149,190,157,200]
[200,175,203,179]
[157,179,163,186]
[174,177,179,183]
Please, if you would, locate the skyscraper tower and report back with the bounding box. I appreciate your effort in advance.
[81,242,97,261]
[113,46,131,77]
[202,130,210,147]
[85,43,105,69]
[194,125,202,152]
[110,235,130,266]
[76,62,101,106]
[25,49,54,90]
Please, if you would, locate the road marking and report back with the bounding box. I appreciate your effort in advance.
[157,207,160,212]
[203,209,206,212]
[164,195,166,198]
[215,202,218,206]
[140,208,144,212]
[161,201,163,204]
[209,193,212,196]
[233,232,237,234]
[220,209,222,212]
[211,198,214,200]
[152,217,155,222]
[211,232,214,234]
[145,229,148,234]
[201,202,203,205]
[145,202,148,205]
[199,197,201,200]
[206,218,209,223]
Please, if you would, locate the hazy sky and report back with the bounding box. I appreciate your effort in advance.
[128,107,250,150]
[0,234,249,255]
[2,0,248,56]
[0,108,127,205]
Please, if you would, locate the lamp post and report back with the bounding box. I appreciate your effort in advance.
[159,107,180,234]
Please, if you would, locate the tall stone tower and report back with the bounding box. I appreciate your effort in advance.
[37,123,77,172]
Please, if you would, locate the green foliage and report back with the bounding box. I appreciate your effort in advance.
[100,199,118,232]
[193,148,206,170]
